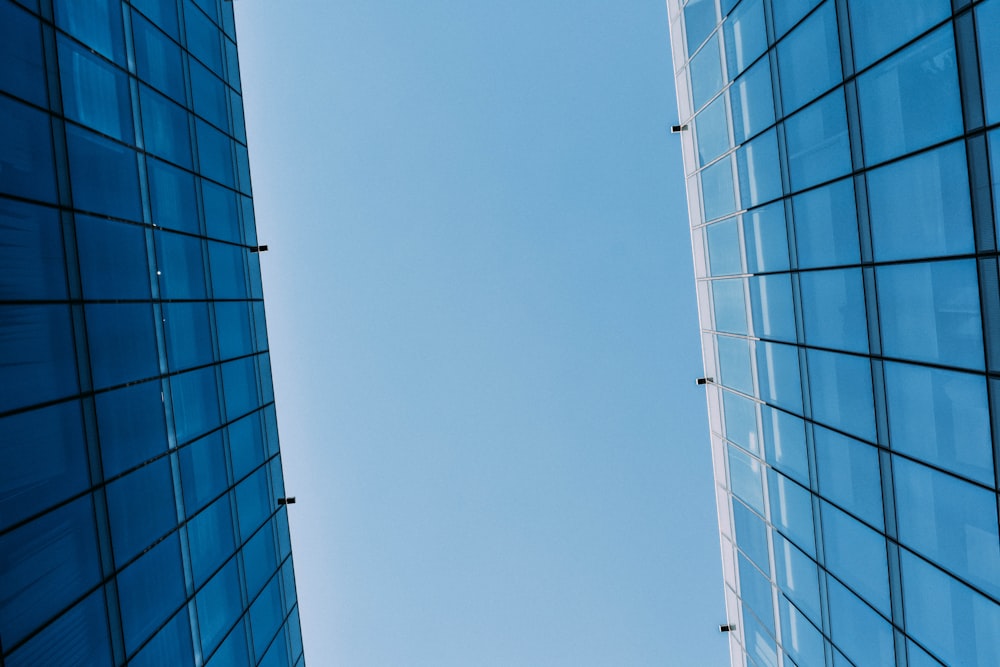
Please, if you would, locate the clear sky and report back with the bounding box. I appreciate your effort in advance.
[235,1,729,665]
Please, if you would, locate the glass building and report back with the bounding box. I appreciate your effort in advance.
[667,0,1000,665]
[0,0,305,665]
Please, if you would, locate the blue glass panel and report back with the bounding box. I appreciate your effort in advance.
[981,0,1000,124]
[993,131,1000,245]
[749,274,795,342]
[53,0,125,64]
[198,557,243,656]
[198,118,236,187]
[696,94,730,166]
[253,301,270,353]
[768,470,815,556]
[713,278,748,334]
[878,260,983,369]
[728,445,764,513]
[706,217,742,276]
[827,577,895,667]
[685,0,718,57]
[5,588,112,667]
[908,641,946,667]
[773,533,821,621]
[130,607,194,667]
[807,349,875,441]
[0,305,77,413]
[204,181,242,243]
[194,0,219,23]
[170,365,221,444]
[189,493,236,585]
[231,88,247,143]
[86,303,159,389]
[814,427,882,527]
[223,356,260,420]
[164,300,214,371]
[248,247,263,299]
[901,550,1000,666]
[0,95,56,204]
[724,0,765,76]
[97,380,168,478]
[756,342,803,414]
[186,1,224,75]
[742,604,778,667]
[690,32,724,110]
[66,124,142,220]
[777,3,841,114]
[737,129,782,206]
[133,11,185,103]
[118,532,185,654]
[132,0,179,39]
[180,431,227,515]
[269,455,284,499]
[762,407,808,485]
[148,158,199,234]
[724,390,758,453]
[739,552,774,631]
[771,0,821,39]
[230,411,266,483]
[76,215,150,299]
[264,405,279,458]
[785,89,850,191]
[107,458,176,565]
[822,502,890,614]
[0,495,100,646]
[744,203,788,273]
[858,26,961,165]
[251,574,283,660]
[156,230,207,299]
[731,58,775,144]
[242,195,257,246]
[236,466,271,541]
[779,597,824,667]
[217,300,254,360]
[141,85,193,169]
[259,629,291,667]
[277,510,292,562]
[0,1,47,106]
[799,268,867,353]
[192,58,230,130]
[717,335,753,394]
[894,457,1000,598]
[848,0,950,70]
[208,617,251,667]
[210,240,249,299]
[225,34,242,95]
[867,141,974,261]
[0,198,65,300]
[792,177,859,268]
[243,518,278,598]
[733,499,769,571]
[58,36,133,142]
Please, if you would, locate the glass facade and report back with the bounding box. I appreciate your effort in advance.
[0,0,304,665]
[669,0,1000,665]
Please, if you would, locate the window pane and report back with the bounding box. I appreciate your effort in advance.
[163,301,214,371]
[155,230,207,299]
[749,273,795,342]
[769,470,815,556]
[0,1,47,106]
[814,426,882,528]
[737,129,781,207]
[130,607,194,667]
[170,365,221,445]
[822,502,890,614]
[243,518,277,597]
[141,85,193,169]
[685,0,718,57]
[229,411,266,483]
[250,574,283,660]
[717,335,753,394]
[773,532,821,621]
[97,379,169,478]
[724,0,765,77]
[53,0,125,64]
[756,342,802,414]
[771,0,822,40]
[731,57,775,144]
[799,268,867,353]
[785,88,850,192]
[0,304,77,413]
[186,0,224,74]
[118,532,185,654]
[191,58,229,131]
[724,389,758,453]
[738,553,775,634]
[878,260,983,369]
[744,203,788,273]
[133,12,185,103]
[713,278,748,334]
[762,407,808,485]
[777,3,842,114]
[66,125,141,220]
[216,300,254,360]
[198,557,243,656]
[696,94,730,166]
[222,356,260,421]
[707,217,742,276]
[807,349,875,441]
[793,177,859,268]
[981,0,1000,124]
[733,499,769,571]
[690,32,724,110]
[76,215,150,300]
[148,158,199,234]
[827,577,895,667]
[86,303,159,390]
[132,0,179,39]
[209,240,249,299]
[779,597,825,667]
[858,26,962,165]
[0,198,66,300]
[0,96,56,204]
[179,431,227,515]
[204,180,242,243]
[208,618,250,667]
[59,36,133,142]
[197,117,236,188]
[848,0,950,70]
[701,155,737,221]
[728,445,764,513]
[5,588,112,667]
[108,457,176,565]
[188,493,235,586]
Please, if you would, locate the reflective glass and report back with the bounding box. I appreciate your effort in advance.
[107,458,176,565]
[86,303,159,389]
[208,618,251,667]
[707,217,742,276]
[132,0,179,39]
[58,36,133,142]
[164,301,214,371]
[737,129,781,207]
[0,1,46,106]
[188,493,236,586]
[690,32,724,110]
[848,0,950,70]
[731,58,774,144]
[728,445,764,513]
[893,457,1000,598]
[223,356,260,420]
[156,230,207,299]
[170,365,221,445]
[199,557,243,656]
[243,518,277,597]
[236,465,271,541]
[204,181,242,243]
[827,577,895,667]
[66,124,141,220]
[717,335,753,394]
[724,390,758,454]
[777,2,841,114]
[792,177,859,268]
[180,431,227,516]
[743,605,779,667]
[141,85,193,169]
[230,411,266,482]
[739,553,775,634]
[0,96,56,204]
[76,215,150,299]
[885,362,992,485]
[981,0,1000,124]
[822,502,890,614]
[779,597,825,667]
[53,0,125,64]
[768,470,815,556]
[713,279,748,334]
[771,0,822,40]
[198,118,236,188]
[807,349,875,441]
[210,241,249,299]
[723,0,765,77]
[186,1,224,75]
[733,499,769,571]
[685,0,718,57]
[814,427,882,528]
[701,156,737,221]
[799,268,867,353]
[762,407,808,485]
[756,342,802,414]
[133,11,185,103]
[744,203,788,273]
[858,26,961,165]
[877,260,983,369]
[192,59,230,131]
[773,533,821,622]
[696,95,730,166]
[901,550,1000,666]
[749,274,795,342]
[5,588,112,667]
[784,89,850,192]
[217,300,255,360]
[130,607,194,667]
[97,380,169,477]
[250,575,283,659]
[0,305,76,413]
[118,532,185,654]
[0,198,65,300]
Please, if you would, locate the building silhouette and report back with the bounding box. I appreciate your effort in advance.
[668,0,1000,664]
[0,0,304,664]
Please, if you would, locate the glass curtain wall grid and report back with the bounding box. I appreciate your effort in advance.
[0,0,305,665]
[667,0,1000,665]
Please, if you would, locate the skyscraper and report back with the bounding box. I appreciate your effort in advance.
[0,0,304,664]
[667,0,1000,665]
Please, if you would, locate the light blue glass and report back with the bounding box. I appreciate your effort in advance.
[877,260,983,369]
[742,604,779,667]
[690,32,724,110]
[724,0,765,76]
[822,502,890,615]
[792,177,859,268]
[728,445,765,513]
[696,94,730,166]
[885,362,992,484]
[701,156,737,221]
[826,577,895,667]
[762,407,808,485]
[717,335,754,394]
[107,457,176,565]
[141,85,193,169]
[737,129,782,207]
[771,0,822,40]
[848,0,950,70]
[707,217,742,276]
[799,268,867,353]
[773,532,821,622]
[713,278,748,334]
[204,180,242,243]
[739,553,775,634]
[685,0,718,57]
[724,390,758,452]
[749,274,795,342]
[990,130,1000,244]
[731,57,775,144]
[733,499,769,571]
[784,89,851,192]
[777,2,842,114]
[981,0,1000,124]
[814,427,882,528]
[58,36,133,142]
[756,342,803,414]
[769,470,815,556]
[779,597,825,667]
[807,349,875,441]
[118,532,185,654]
[858,26,961,165]
[186,0,224,75]
[0,2,47,106]
[908,642,946,667]
[867,141,973,261]
[744,203,788,273]
[901,550,1000,666]
[894,457,1000,598]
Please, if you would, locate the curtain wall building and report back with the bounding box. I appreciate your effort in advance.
[0,0,304,665]
[667,0,1000,665]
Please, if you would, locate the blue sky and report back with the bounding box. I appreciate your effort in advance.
[236,1,728,664]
